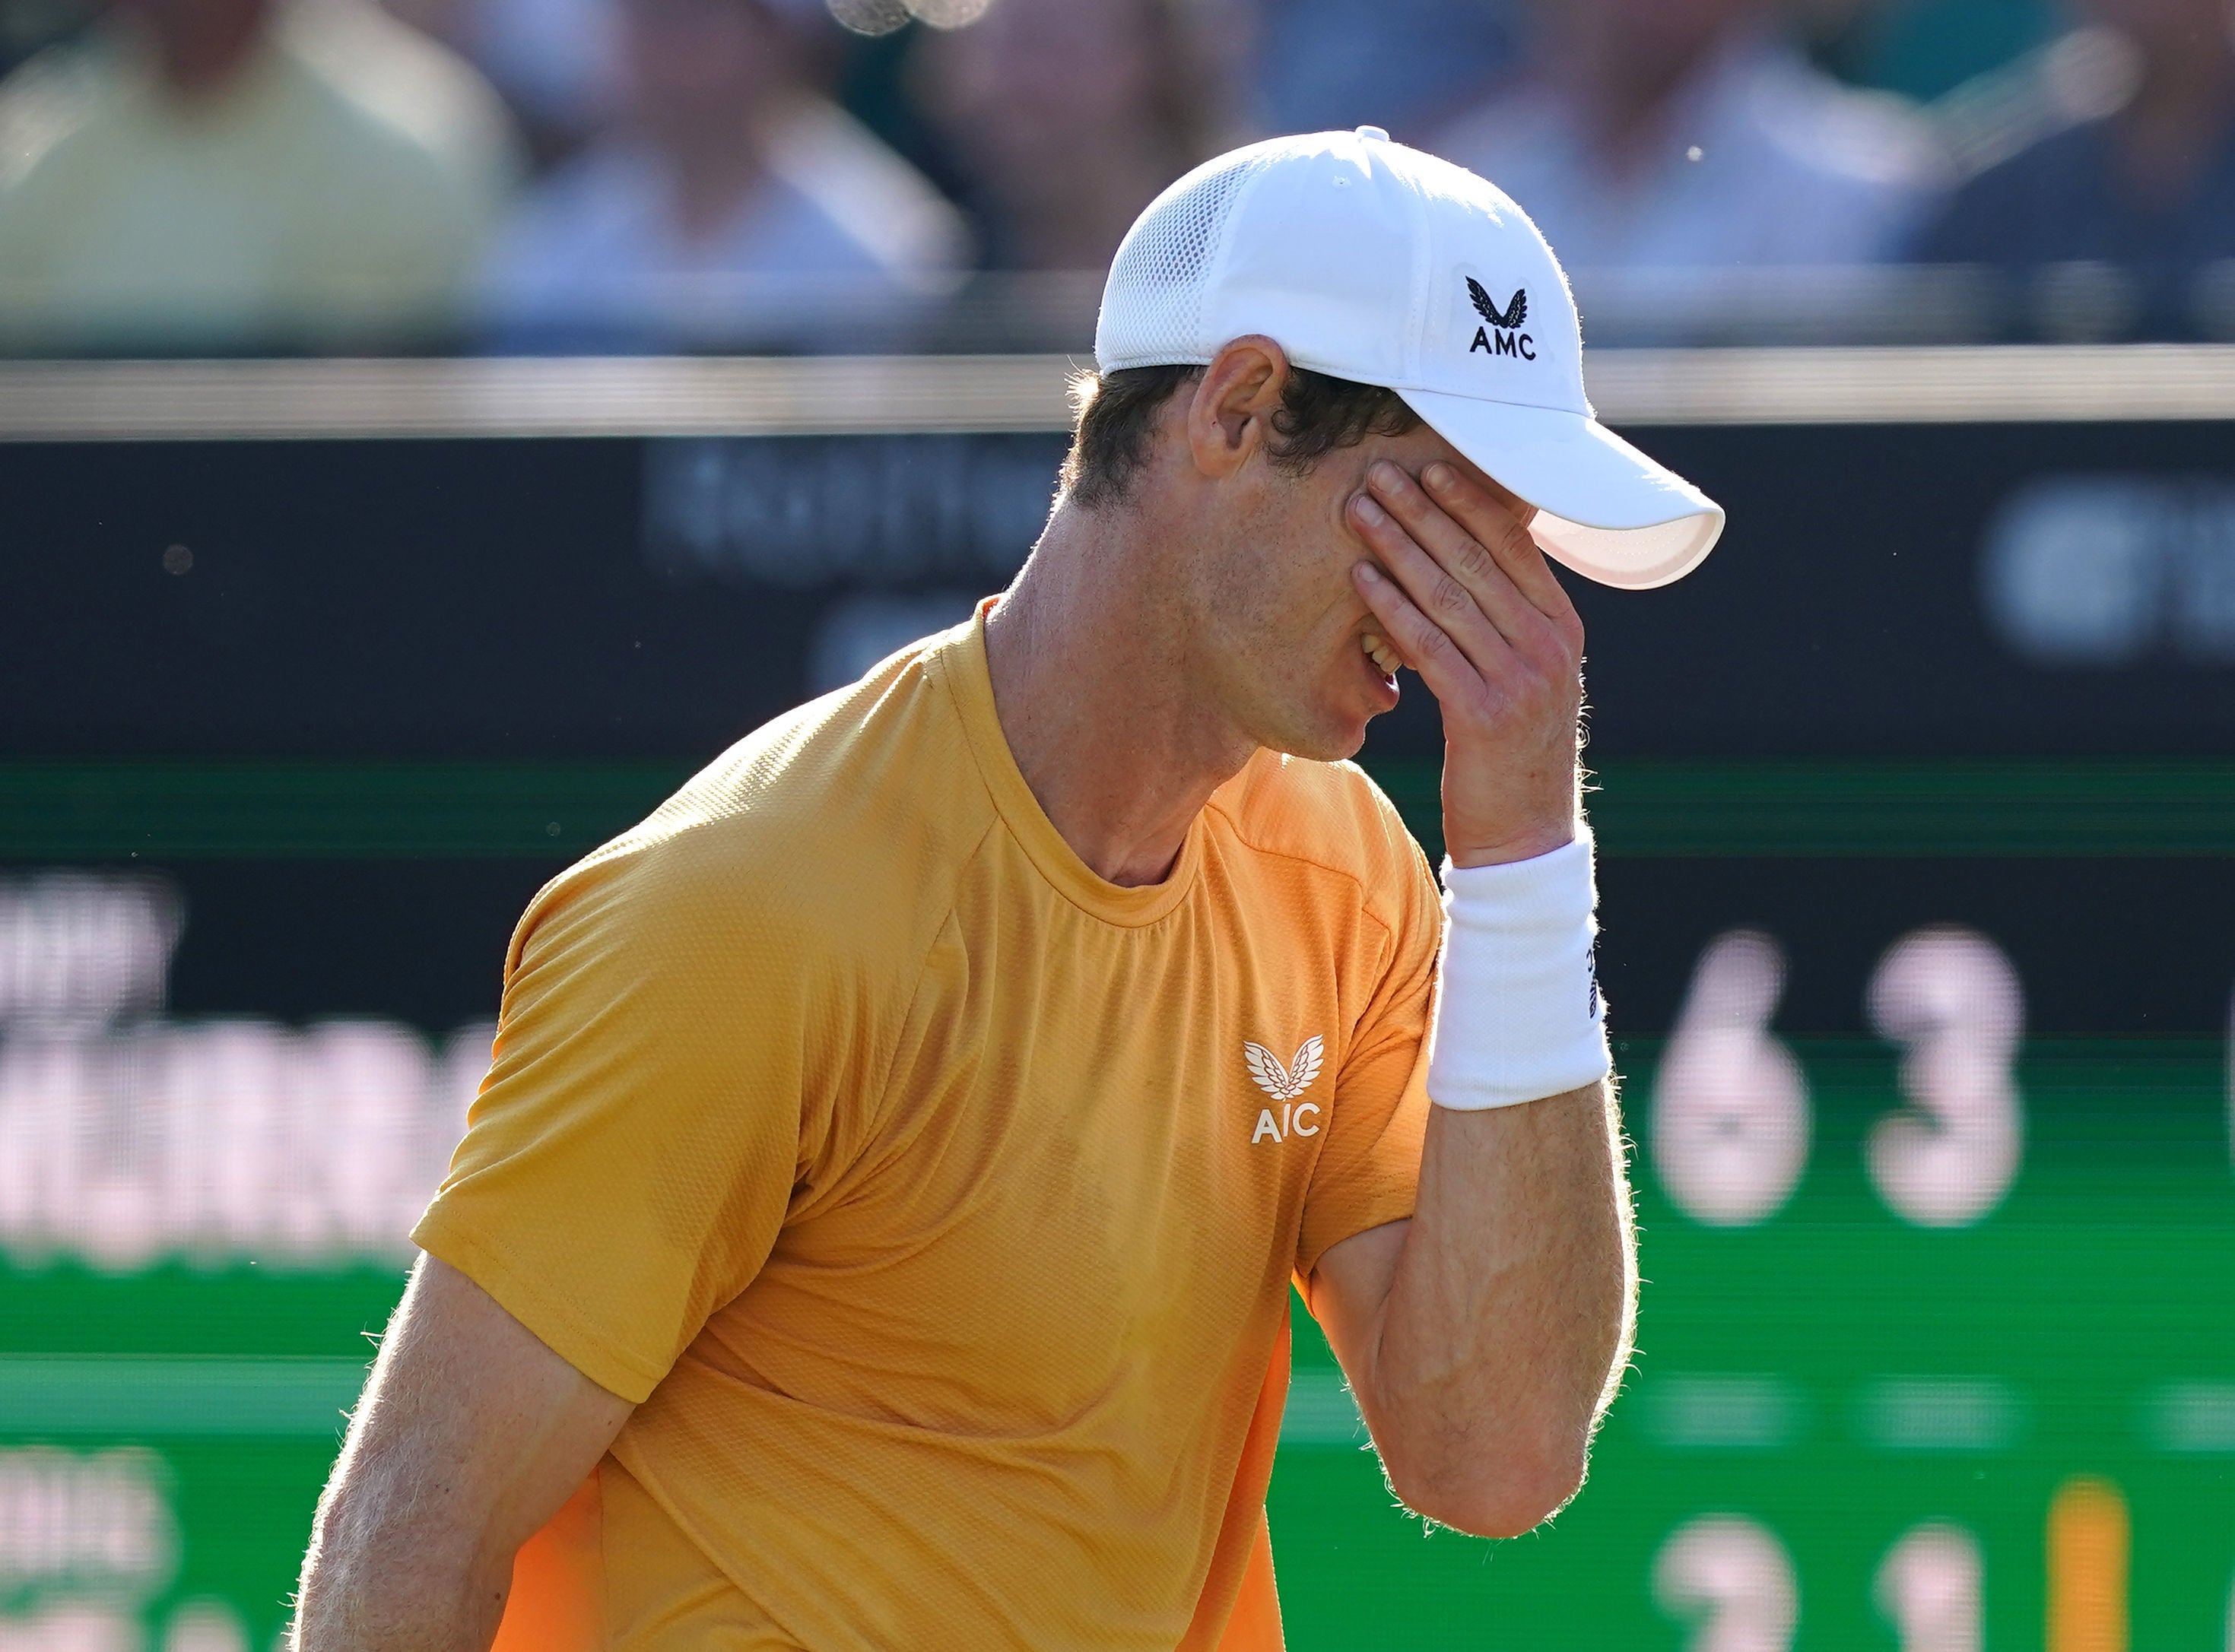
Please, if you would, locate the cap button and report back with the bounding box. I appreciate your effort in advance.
[1354,125,1389,143]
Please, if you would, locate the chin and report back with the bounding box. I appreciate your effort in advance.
[1278,728,1367,764]
[1252,650,1400,763]
[1275,693,1387,763]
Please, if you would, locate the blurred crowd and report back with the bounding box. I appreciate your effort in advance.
[0,0,2229,353]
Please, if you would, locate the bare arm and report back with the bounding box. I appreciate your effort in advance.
[1316,451,1637,1537]
[291,1254,634,1651]
[1308,1084,1634,1538]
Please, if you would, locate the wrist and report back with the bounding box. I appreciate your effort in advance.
[1426,827,1610,1111]
[1443,764,1583,869]
[1446,816,1578,869]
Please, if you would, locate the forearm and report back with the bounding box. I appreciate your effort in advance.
[287,1257,633,1650]
[292,1482,512,1652]
[1365,1078,1635,1535]
[1332,419,1664,1538]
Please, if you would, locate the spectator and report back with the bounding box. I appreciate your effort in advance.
[1247,0,1521,141]
[912,0,1233,273]
[383,0,620,165]
[1910,0,2235,339]
[0,0,511,352]
[287,0,526,205]
[1431,0,1946,272]
[477,0,967,352]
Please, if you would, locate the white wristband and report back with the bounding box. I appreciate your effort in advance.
[1425,829,1610,1111]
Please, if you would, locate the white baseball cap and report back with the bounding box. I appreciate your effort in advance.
[1094,127,1724,590]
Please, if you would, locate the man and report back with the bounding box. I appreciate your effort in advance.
[1432,0,1945,272]
[0,0,507,352]
[292,128,1724,1650]
[473,0,964,353]
[913,0,1228,275]
[1910,0,2235,340]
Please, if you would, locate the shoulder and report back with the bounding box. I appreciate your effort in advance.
[1950,118,2099,204]
[1206,752,1437,934]
[472,144,650,329]
[263,45,480,227]
[1744,43,1947,192]
[1913,119,2100,262]
[485,144,646,266]
[764,99,970,277]
[0,39,125,189]
[280,0,523,209]
[519,636,990,987]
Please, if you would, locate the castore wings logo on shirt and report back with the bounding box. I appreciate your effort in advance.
[1244,1036,1323,1144]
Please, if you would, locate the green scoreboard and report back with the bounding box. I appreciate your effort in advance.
[5,367,2234,1648]
[3,759,2231,1650]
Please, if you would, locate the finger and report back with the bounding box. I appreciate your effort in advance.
[1349,560,1494,721]
[1349,490,1519,681]
[1419,461,1582,635]
[1364,461,1558,652]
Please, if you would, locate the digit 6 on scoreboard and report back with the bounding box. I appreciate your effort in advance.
[1650,931,1811,1228]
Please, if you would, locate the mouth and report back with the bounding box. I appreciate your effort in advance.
[1354,631,1402,709]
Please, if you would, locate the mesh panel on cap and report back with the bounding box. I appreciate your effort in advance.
[1097,150,1275,369]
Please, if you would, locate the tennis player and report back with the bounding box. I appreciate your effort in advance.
[292,128,1722,1651]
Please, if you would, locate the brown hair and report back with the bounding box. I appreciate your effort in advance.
[1060,363,1424,508]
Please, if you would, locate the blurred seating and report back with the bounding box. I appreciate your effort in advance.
[1908,0,2235,341]
[474,0,966,353]
[1246,0,1522,140]
[911,0,1234,274]
[1429,0,1948,339]
[0,0,518,353]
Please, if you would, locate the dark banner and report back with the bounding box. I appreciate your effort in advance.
[9,419,2235,759]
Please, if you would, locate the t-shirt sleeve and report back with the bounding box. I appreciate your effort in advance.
[1294,841,1441,1279]
[411,845,847,1403]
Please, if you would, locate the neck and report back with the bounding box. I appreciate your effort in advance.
[145,0,271,100]
[983,499,1256,887]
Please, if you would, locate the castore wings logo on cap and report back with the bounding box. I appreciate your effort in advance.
[1468,278,1527,329]
[1465,277,1536,360]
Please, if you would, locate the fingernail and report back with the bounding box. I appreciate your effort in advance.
[1370,460,1405,490]
[1424,462,1456,492]
[1353,560,1382,584]
[1352,494,1386,525]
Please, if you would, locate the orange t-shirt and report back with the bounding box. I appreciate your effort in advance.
[414,607,1440,1650]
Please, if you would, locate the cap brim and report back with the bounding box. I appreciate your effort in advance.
[1396,389,1725,590]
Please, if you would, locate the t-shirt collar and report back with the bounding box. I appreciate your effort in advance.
[932,598,1205,929]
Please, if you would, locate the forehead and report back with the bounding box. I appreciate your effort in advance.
[1328,417,1530,518]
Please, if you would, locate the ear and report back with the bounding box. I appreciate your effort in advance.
[1184,337,1289,480]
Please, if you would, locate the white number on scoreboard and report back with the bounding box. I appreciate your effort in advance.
[1874,1520,1983,1652]
[1652,1513,1799,1652]
[1865,927,2025,1228]
[1650,931,1811,1228]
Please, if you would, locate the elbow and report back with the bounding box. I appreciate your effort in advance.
[1385,1444,1587,1540]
